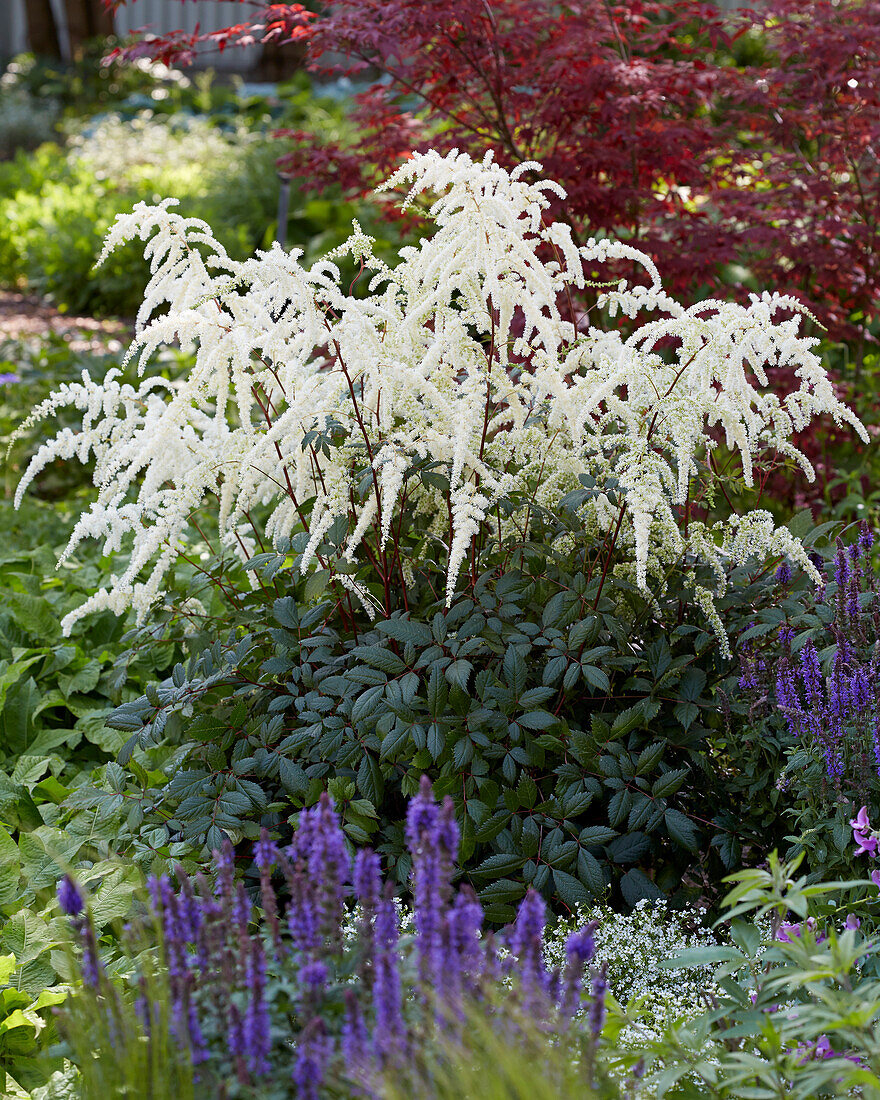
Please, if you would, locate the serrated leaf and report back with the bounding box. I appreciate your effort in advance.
[517,709,557,731]
[607,789,632,827]
[578,825,617,847]
[577,848,605,897]
[606,831,651,864]
[445,659,473,692]
[376,619,432,647]
[635,741,665,776]
[517,773,538,808]
[350,645,406,675]
[620,868,665,906]
[580,665,610,693]
[477,878,526,905]
[503,645,527,697]
[652,768,689,799]
[471,853,526,879]
[665,808,700,852]
[553,869,592,910]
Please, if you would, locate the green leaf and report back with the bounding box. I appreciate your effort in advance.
[0,825,20,907]
[445,659,473,692]
[304,569,331,602]
[553,869,592,910]
[89,867,140,928]
[619,868,664,906]
[350,645,406,675]
[578,825,617,847]
[652,768,689,799]
[503,645,527,697]
[665,808,700,852]
[606,831,651,864]
[471,853,526,879]
[580,665,610,692]
[427,722,444,761]
[477,878,527,905]
[674,700,700,731]
[607,789,632,827]
[577,849,605,897]
[376,618,432,647]
[635,741,665,776]
[517,774,538,809]
[517,709,557,731]
[0,954,15,985]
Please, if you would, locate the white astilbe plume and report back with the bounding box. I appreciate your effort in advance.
[14,149,869,638]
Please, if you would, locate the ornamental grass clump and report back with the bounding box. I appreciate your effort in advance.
[58,779,617,1099]
[13,149,867,649]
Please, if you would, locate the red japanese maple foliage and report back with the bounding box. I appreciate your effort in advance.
[718,0,880,352]
[105,0,880,508]
[102,3,315,68]
[105,1,880,335]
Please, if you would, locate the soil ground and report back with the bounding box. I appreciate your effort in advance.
[0,289,130,352]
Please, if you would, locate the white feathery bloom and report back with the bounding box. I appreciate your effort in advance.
[14,149,868,639]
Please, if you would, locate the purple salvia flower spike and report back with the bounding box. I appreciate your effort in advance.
[214,838,236,908]
[561,921,598,1018]
[293,1018,333,1100]
[589,962,609,1039]
[308,792,351,942]
[372,882,405,1063]
[341,989,372,1092]
[243,937,271,1076]
[509,887,552,1014]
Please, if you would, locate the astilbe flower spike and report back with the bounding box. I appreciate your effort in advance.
[15,151,867,656]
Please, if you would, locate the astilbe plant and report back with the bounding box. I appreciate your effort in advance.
[57,779,617,1099]
[12,150,867,654]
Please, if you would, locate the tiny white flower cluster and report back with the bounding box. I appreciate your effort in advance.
[15,149,867,636]
[65,111,255,183]
[545,900,719,1041]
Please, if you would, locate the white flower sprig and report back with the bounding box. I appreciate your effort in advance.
[14,149,868,640]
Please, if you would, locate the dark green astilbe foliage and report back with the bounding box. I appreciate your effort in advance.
[99,528,792,922]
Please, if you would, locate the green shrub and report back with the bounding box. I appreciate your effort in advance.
[0,82,371,315]
[97,511,801,921]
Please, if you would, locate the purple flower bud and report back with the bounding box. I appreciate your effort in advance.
[79,922,103,990]
[565,923,598,967]
[775,561,792,587]
[859,522,875,552]
[300,959,329,992]
[58,875,84,917]
[254,829,278,871]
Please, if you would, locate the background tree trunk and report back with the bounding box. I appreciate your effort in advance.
[63,0,115,56]
[23,0,63,58]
